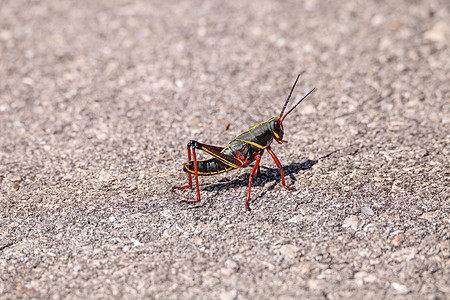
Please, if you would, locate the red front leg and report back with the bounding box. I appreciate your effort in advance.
[245,152,262,211]
[266,146,295,191]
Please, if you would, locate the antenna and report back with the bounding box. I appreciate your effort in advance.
[281,87,316,123]
[279,73,302,119]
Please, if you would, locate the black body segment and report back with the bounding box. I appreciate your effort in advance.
[184,158,234,175]
[222,139,260,161]
[234,119,275,149]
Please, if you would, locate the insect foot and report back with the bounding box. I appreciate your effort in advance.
[283,185,296,191]
[172,185,190,191]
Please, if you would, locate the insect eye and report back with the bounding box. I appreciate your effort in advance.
[274,120,281,130]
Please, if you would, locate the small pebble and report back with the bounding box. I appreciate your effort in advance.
[361,206,374,216]
[130,238,143,247]
[98,170,114,182]
[287,215,303,223]
[343,215,359,230]
[279,244,300,257]
[8,175,21,182]
[392,282,409,295]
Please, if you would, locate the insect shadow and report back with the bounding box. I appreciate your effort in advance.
[203,159,317,193]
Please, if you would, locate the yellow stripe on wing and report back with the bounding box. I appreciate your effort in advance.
[234,138,269,149]
[200,146,243,168]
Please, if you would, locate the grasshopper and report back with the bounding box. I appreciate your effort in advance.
[174,74,315,210]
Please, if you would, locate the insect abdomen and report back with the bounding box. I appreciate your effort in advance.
[184,158,234,176]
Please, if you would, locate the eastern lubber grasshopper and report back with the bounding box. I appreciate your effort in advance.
[174,74,315,210]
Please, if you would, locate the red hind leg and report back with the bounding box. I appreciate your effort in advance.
[181,145,201,204]
[173,141,201,205]
[175,140,236,206]
[173,143,193,190]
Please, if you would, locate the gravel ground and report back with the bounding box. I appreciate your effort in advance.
[0,0,449,299]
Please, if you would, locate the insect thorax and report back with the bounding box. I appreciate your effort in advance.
[235,121,274,148]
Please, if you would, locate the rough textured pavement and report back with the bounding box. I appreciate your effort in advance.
[0,0,449,299]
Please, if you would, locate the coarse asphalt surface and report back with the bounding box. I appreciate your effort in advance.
[0,0,449,299]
